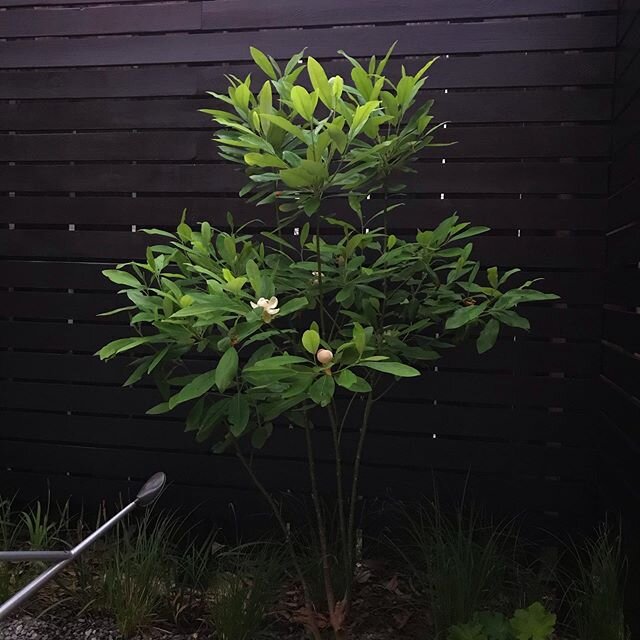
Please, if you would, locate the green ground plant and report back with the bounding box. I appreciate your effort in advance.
[448,602,556,640]
[208,542,285,640]
[99,509,178,636]
[562,523,630,640]
[97,43,557,639]
[394,498,516,637]
[0,496,19,603]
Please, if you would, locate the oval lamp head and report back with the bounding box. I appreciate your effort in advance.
[136,472,166,507]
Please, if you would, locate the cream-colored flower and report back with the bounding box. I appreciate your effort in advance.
[316,349,334,365]
[250,296,279,322]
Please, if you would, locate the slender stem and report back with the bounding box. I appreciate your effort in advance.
[343,391,374,610]
[234,444,322,640]
[315,216,327,339]
[337,392,359,441]
[327,401,349,575]
[302,420,338,623]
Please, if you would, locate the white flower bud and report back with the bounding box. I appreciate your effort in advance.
[316,349,334,365]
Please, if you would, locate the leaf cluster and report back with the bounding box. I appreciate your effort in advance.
[97,209,554,452]
[202,43,445,221]
[448,603,557,640]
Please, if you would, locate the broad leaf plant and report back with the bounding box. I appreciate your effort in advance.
[98,44,557,639]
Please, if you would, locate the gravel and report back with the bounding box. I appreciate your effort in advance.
[0,615,207,640]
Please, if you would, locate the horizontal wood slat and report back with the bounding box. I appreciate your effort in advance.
[0,162,610,195]
[0,125,612,162]
[0,89,614,131]
[1,229,605,266]
[0,52,615,100]
[0,196,607,230]
[0,3,201,38]
[0,17,616,69]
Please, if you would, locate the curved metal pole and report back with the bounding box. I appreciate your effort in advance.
[0,472,166,621]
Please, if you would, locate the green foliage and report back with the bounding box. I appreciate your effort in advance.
[447,603,556,640]
[100,509,178,636]
[0,496,19,602]
[562,523,630,640]
[97,212,552,452]
[207,542,285,640]
[97,47,555,454]
[396,499,516,637]
[202,42,447,221]
[509,602,556,640]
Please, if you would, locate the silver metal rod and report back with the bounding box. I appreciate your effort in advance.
[0,551,71,563]
[0,499,138,621]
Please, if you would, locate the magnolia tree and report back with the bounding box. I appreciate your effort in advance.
[98,45,556,639]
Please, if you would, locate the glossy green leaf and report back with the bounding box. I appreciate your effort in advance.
[102,269,142,288]
[477,318,500,354]
[445,302,488,330]
[169,369,217,409]
[309,374,335,407]
[251,423,273,449]
[336,369,371,392]
[307,56,333,108]
[215,347,239,392]
[302,329,320,354]
[358,361,420,377]
[290,85,317,121]
[250,46,277,79]
[279,296,309,316]
[229,393,250,436]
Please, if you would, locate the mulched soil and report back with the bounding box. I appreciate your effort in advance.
[0,558,431,639]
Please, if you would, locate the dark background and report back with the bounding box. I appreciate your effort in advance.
[0,1,637,535]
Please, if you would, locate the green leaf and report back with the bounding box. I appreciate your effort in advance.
[350,100,380,138]
[96,336,162,360]
[445,302,488,330]
[244,152,288,169]
[336,369,372,392]
[476,612,511,640]
[509,602,556,640]
[327,122,348,152]
[198,398,230,442]
[352,322,366,355]
[169,369,217,410]
[358,361,420,377]
[123,358,151,387]
[309,374,336,407]
[280,166,315,188]
[228,394,250,437]
[244,259,262,297]
[307,56,333,108]
[447,622,487,640]
[102,269,142,288]
[302,329,320,355]
[477,318,500,354]
[493,310,530,330]
[185,397,206,433]
[250,46,277,79]
[261,114,307,142]
[146,401,172,415]
[279,296,309,316]
[245,355,308,371]
[487,266,498,289]
[251,423,273,449]
[215,347,239,392]
[290,85,317,121]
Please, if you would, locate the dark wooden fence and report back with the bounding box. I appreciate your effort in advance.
[0,1,623,531]
[601,0,640,521]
